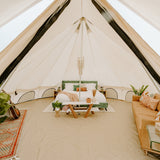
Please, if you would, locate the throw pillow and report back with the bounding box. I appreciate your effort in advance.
[85,83,96,90]
[76,87,87,91]
[73,85,79,91]
[140,94,159,111]
[81,87,87,91]
[154,93,160,100]
[155,112,160,121]
[65,83,79,91]
[157,103,160,112]
[154,93,160,111]
[65,83,74,91]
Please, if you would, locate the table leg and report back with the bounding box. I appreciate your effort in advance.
[91,111,95,114]
[84,104,93,118]
[144,150,148,155]
[68,104,78,118]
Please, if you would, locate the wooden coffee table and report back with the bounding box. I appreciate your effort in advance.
[62,102,99,118]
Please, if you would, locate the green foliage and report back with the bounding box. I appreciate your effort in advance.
[52,100,62,109]
[0,116,7,123]
[0,92,11,123]
[130,85,149,96]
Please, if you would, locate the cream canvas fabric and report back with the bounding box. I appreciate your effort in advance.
[118,0,160,31]
[0,0,64,76]
[0,0,42,27]
[99,0,160,80]
[1,0,160,94]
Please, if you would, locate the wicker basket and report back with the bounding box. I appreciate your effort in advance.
[132,95,141,101]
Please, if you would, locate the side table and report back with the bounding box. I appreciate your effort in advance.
[147,125,160,153]
[99,90,106,97]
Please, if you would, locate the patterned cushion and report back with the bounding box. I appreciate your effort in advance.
[73,85,79,91]
[140,94,159,111]
[65,83,78,91]
[157,103,160,112]
[155,112,160,121]
[154,93,160,111]
[76,87,87,91]
[154,93,160,100]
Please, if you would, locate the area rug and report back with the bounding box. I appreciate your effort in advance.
[43,103,115,112]
[0,110,27,159]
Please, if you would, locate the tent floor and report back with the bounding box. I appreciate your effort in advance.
[15,98,158,160]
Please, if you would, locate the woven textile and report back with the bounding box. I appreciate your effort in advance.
[0,110,26,159]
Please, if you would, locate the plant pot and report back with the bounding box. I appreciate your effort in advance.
[132,95,141,101]
[55,108,60,117]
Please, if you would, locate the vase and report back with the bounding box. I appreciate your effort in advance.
[55,108,60,117]
[92,89,96,97]
[92,89,97,103]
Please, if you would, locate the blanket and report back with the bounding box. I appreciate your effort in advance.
[58,91,79,102]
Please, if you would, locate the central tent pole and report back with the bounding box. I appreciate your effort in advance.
[77,17,85,102]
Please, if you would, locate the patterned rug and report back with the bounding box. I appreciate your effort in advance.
[0,110,27,159]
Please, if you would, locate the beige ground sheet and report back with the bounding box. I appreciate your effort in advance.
[16,98,158,160]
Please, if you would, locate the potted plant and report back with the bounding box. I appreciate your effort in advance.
[52,100,62,117]
[130,85,149,101]
[0,92,11,123]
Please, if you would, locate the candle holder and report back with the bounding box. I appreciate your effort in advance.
[92,89,97,103]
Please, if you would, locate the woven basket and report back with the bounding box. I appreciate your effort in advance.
[132,95,141,101]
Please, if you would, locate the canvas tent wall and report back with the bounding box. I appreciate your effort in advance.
[0,0,65,76]
[118,0,160,32]
[0,0,42,27]
[0,0,160,103]
[97,0,160,84]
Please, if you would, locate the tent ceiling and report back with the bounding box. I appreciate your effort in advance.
[0,0,42,27]
[92,0,160,86]
[118,0,160,31]
[2,0,159,93]
[0,0,64,78]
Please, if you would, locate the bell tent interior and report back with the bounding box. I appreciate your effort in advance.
[0,0,160,160]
